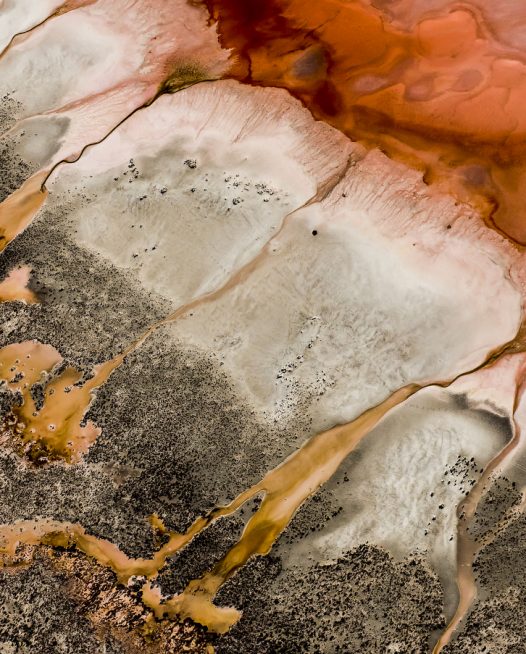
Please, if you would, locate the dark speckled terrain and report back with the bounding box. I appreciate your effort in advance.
[444,477,526,654]
[0,128,447,651]
[216,545,444,654]
[0,97,32,204]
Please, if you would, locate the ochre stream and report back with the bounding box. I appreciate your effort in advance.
[0,383,420,633]
[0,266,38,304]
[0,173,48,252]
[0,341,125,463]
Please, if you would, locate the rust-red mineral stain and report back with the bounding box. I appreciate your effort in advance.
[202,0,526,244]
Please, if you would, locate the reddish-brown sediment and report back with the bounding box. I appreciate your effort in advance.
[0,266,38,304]
[433,354,526,653]
[201,0,526,244]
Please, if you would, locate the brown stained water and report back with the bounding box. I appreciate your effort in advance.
[0,172,48,251]
[0,341,125,463]
[0,342,62,392]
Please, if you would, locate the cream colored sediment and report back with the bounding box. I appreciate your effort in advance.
[0,154,352,463]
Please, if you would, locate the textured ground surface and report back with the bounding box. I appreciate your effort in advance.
[0,2,526,653]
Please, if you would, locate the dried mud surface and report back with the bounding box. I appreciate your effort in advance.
[1,8,526,651]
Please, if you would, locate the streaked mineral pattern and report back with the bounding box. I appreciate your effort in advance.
[0,1,526,653]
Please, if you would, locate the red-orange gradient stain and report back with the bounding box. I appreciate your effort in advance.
[203,0,526,244]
